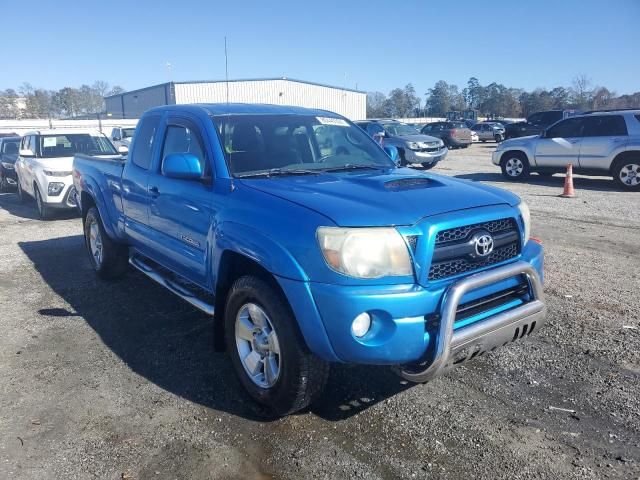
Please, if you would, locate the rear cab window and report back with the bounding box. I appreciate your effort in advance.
[130,115,161,169]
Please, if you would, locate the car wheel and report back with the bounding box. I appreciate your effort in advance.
[397,149,407,166]
[83,206,129,279]
[34,185,50,220]
[421,162,437,170]
[500,152,530,180]
[224,275,329,416]
[0,174,6,193]
[481,139,487,143]
[16,175,26,203]
[494,134,504,142]
[612,158,640,191]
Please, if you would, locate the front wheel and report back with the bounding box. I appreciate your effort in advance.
[224,276,329,415]
[500,153,530,180]
[83,206,129,279]
[16,175,27,203]
[421,162,437,170]
[34,185,50,220]
[612,158,640,191]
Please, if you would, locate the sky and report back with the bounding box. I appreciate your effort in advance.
[1,0,638,97]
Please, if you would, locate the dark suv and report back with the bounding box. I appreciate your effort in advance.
[0,136,20,192]
[504,111,570,139]
[420,121,472,148]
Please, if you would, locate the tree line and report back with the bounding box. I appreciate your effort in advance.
[367,75,640,119]
[0,81,125,119]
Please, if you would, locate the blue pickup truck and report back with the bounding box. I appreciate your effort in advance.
[73,104,546,415]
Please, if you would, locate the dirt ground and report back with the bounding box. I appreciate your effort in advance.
[1,143,638,479]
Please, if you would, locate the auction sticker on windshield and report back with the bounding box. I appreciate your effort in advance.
[43,137,57,147]
[317,117,349,127]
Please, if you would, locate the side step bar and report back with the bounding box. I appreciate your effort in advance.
[129,255,215,315]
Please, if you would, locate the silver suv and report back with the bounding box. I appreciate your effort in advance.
[492,110,640,190]
[356,119,447,169]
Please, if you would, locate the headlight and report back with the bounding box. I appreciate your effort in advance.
[43,170,72,177]
[317,227,413,279]
[407,142,421,150]
[517,201,531,243]
[1,162,14,170]
[48,182,65,196]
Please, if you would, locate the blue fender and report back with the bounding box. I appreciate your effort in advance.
[213,221,339,362]
[81,175,123,241]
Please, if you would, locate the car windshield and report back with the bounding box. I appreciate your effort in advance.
[211,114,395,177]
[122,128,136,138]
[2,140,20,153]
[38,134,118,158]
[382,123,420,136]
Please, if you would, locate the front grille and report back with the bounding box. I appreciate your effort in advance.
[429,218,520,281]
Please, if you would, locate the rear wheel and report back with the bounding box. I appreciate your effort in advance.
[34,185,50,220]
[500,152,530,180]
[612,158,640,190]
[83,206,129,279]
[224,276,329,415]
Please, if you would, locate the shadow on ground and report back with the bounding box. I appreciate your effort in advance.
[19,235,412,422]
[0,191,78,221]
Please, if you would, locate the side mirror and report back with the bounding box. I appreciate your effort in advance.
[117,145,129,155]
[162,152,203,180]
[383,145,399,165]
[19,148,35,157]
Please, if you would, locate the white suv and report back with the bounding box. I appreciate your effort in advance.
[492,110,640,190]
[15,129,123,219]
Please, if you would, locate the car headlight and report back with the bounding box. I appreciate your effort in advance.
[43,170,72,177]
[517,201,531,244]
[48,182,65,196]
[407,142,421,150]
[1,161,14,170]
[317,227,413,279]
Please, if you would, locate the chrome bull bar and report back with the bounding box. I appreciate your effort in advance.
[399,260,546,383]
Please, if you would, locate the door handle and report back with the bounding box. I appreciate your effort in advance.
[148,186,159,195]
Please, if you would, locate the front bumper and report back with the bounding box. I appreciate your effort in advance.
[405,147,448,165]
[281,241,544,366]
[43,182,77,209]
[492,150,502,165]
[0,166,17,184]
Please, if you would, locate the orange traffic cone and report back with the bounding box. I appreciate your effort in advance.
[560,163,576,198]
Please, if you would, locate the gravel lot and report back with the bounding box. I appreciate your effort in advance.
[1,143,638,479]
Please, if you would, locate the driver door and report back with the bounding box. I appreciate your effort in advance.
[533,117,584,168]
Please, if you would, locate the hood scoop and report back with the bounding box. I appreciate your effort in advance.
[384,177,436,191]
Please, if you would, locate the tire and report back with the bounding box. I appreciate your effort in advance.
[0,174,6,193]
[421,162,437,170]
[500,152,530,180]
[481,139,487,143]
[16,175,26,203]
[397,149,407,166]
[612,157,640,191]
[224,275,329,415]
[494,134,504,142]
[83,206,129,279]
[34,185,50,220]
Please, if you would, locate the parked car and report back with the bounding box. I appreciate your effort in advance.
[473,122,505,142]
[493,110,640,190]
[0,136,21,192]
[355,119,447,169]
[110,126,136,149]
[74,103,546,415]
[503,111,567,139]
[15,129,126,219]
[421,121,472,148]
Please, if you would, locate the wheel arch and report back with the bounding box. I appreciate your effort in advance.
[609,150,640,175]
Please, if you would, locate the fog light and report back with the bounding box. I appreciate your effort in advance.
[48,182,64,196]
[351,312,371,338]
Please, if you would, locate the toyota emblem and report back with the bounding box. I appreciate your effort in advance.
[473,232,494,257]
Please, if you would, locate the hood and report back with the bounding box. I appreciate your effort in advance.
[239,168,519,227]
[499,135,539,148]
[33,157,74,170]
[394,134,441,143]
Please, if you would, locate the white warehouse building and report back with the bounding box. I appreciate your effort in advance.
[104,78,366,120]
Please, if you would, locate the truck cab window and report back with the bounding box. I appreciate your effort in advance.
[161,125,205,174]
[131,116,160,169]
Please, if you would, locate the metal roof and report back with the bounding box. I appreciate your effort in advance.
[104,77,364,99]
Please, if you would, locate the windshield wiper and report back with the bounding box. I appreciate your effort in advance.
[236,168,320,178]
[322,164,385,172]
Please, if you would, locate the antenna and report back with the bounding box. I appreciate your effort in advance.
[224,37,229,104]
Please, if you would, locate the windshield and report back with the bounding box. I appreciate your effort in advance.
[122,128,136,138]
[382,123,420,136]
[2,140,20,154]
[38,134,118,158]
[212,114,395,177]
